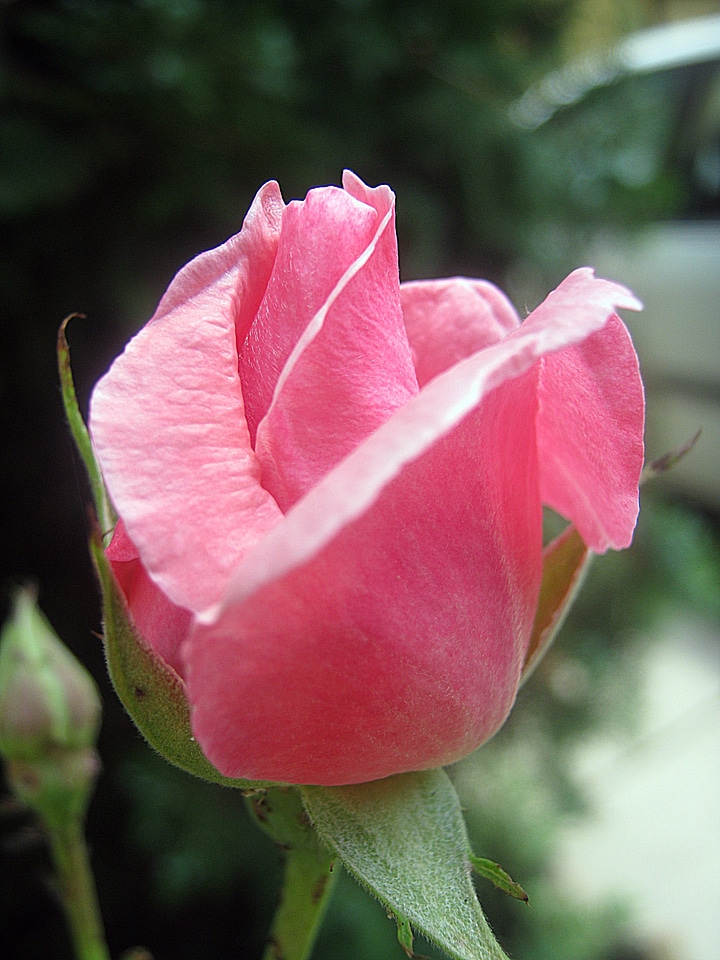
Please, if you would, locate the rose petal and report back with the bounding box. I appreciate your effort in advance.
[252,177,418,510]
[239,184,378,440]
[399,268,643,551]
[90,183,286,614]
[400,278,520,386]
[204,269,639,612]
[185,269,638,784]
[518,268,643,551]
[538,312,645,551]
[186,369,542,785]
[107,521,192,675]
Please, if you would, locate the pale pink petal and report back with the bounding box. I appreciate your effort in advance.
[107,521,192,676]
[90,183,286,614]
[538,312,645,551]
[400,278,520,386]
[341,168,396,216]
[239,185,379,441]
[155,182,286,343]
[253,178,418,510]
[520,267,642,341]
[186,370,542,785]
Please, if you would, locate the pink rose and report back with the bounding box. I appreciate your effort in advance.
[89,171,643,786]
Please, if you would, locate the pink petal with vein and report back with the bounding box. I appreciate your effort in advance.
[187,370,541,785]
[90,183,286,614]
[401,277,520,386]
[239,185,378,441]
[252,179,418,509]
[538,312,645,551]
[185,268,638,784]
[518,269,643,551]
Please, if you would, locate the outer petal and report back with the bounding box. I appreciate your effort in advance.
[400,278,520,386]
[187,370,542,785]
[519,268,643,552]
[106,521,191,676]
[538,312,645,551]
[253,176,418,510]
[90,183,285,614]
[401,268,643,551]
[185,269,638,784]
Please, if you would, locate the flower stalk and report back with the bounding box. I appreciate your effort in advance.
[246,787,338,960]
[45,813,111,960]
[261,838,337,960]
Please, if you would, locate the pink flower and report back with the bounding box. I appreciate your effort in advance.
[89,172,643,786]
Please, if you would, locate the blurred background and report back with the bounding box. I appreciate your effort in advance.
[1,1,718,959]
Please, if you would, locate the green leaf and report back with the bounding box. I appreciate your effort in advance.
[57,315,116,540]
[89,530,265,790]
[520,523,591,686]
[468,856,528,903]
[302,769,510,960]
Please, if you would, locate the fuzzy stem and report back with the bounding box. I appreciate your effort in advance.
[261,842,338,960]
[47,816,111,960]
[246,787,338,960]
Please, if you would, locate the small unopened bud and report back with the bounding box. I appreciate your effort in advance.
[0,587,102,824]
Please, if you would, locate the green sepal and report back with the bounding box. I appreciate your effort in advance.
[302,769,510,960]
[245,785,319,851]
[57,316,116,541]
[468,856,528,903]
[520,523,591,686]
[89,522,266,790]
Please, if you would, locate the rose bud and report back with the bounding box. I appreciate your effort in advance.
[0,587,101,821]
[88,172,643,786]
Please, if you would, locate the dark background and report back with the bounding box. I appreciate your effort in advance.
[2,2,719,959]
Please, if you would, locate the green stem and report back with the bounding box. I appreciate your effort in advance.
[46,816,111,960]
[262,842,338,960]
[245,787,338,960]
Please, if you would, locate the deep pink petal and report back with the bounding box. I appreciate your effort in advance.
[239,184,379,441]
[205,270,640,616]
[182,267,640,784]
[90,184,285,614]
[253,177,418,510]
[186,370,542,785]
[538,313,645,551]
[400,278,520,386]
[520,266,642,341]
[107,521,192,676]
